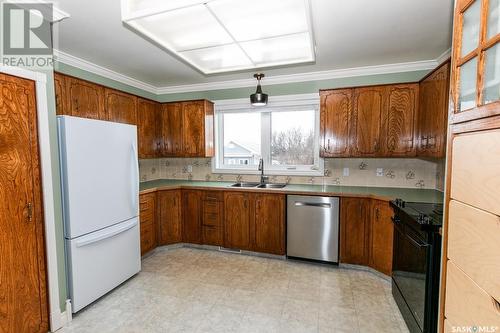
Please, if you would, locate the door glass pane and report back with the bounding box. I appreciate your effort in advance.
[458,57,478,111]
[483,43,500,104]
[222,113,261,167]
[487,0,500,39]
[271,110,315,165]
[461,0,481,57]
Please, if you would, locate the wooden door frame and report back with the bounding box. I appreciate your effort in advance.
[0,65,63,331]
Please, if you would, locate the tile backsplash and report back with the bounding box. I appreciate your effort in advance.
[140,157,444,190]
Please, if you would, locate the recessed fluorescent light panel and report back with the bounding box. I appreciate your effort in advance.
[121,0,315,74]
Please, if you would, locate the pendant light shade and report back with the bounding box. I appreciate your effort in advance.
[250,73,268,106]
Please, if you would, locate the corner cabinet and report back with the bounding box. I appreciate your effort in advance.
[137,98,160,159]
[369,200,394,275]
[105,88,138,125]
[340,198,371,265]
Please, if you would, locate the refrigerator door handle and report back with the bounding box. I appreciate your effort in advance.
[131,143,139,214]
[75,219,137,248]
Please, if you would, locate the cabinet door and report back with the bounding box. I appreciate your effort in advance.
[66,76,105,119]
[385,84,419,157]
[224,192,251,250]
[182,100,205,157]
[340,198,370,265]
[157,190,182,245]
[137,98,159,158]
[182,190,202,244]
[105,88,137,125]
[161,102,183,156]
[320,89,352,157]
[253,194,285,255]
[54,72,67,115]
[351,87,386,156]
[369,200,394,275]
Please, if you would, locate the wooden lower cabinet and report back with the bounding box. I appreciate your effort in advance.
[202,191,224,246]
[157,190,182,245]
[182,190,203,244]
[253,193,285,255]
[369,200,394,275]
[224,192,252,250]
[139,192,157,255]
[340,198,371,265]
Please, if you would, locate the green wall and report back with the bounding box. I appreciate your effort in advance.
[49,59,430,312]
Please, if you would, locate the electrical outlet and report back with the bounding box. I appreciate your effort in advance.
[376,168,384,177]
[343,167,349,176]
[187,165,193,173]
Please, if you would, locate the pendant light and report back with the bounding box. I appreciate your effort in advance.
[250,73,268,106]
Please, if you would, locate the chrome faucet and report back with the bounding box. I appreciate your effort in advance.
[258,158,267,184]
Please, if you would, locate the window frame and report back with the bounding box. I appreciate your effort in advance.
[212,93,324,176]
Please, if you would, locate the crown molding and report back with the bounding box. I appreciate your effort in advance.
[10,0,71,22]
[53,50,158,94]
[54,49,446,96]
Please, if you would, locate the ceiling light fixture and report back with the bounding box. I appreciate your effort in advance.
[250,73,268,106]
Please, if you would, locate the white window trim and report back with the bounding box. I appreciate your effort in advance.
[212,93,324,176]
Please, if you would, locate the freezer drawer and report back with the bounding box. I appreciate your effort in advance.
[287,195,340,263]
[66,218,141,312]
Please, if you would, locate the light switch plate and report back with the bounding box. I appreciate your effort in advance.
[187,165,193,173]
[376,168,384,177]
[343,168,349,176]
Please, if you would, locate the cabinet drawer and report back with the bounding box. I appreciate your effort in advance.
[203,200,220,214]
[202,226,223,246]
[451,129,500,215]
[203,191,223,202]
[203,212,221,227]
[448,200,500,301]
[140,223,155,255]
[445,261,500,328]
[139,193,156,214]
[140,212,154,227]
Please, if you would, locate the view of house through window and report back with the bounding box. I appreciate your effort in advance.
[216,105,321,174]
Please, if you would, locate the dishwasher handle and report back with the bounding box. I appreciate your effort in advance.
[294,201,332,208]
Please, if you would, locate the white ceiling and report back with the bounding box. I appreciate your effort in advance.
[52,0,454,88]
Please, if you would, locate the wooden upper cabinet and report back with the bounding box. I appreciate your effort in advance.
[351,86,386,156]
[224,192,252,250]
[157,190,182,245]
[66,76,105,119]
[137,98,159,159]
[182,100,214,157]
[384,84,419,157]
[320,89,352,157]
[253,193,285,255]
[54,72,67,115]
[182,190,202,244]
[161,102,183,156]
[105,88,137,125]
[417,62,450,158]
[369,200,394,275]
[340,197,370,265]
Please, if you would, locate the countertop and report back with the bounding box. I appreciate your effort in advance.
[139,179,444,203]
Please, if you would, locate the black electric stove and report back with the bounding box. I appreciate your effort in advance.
[390,199,443,333]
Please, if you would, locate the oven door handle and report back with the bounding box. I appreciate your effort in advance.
[394,223,429,248]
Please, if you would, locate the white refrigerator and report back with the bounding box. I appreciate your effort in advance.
[58,116,141,313]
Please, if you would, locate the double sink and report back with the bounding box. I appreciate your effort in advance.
[229,182,287,189]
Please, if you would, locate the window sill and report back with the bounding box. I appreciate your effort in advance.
[212,167,324,177]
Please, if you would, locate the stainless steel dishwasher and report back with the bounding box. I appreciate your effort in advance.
[287,195,340,263]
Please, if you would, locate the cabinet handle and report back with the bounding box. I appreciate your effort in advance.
[327,139,331,151]
[26,202,33,222]
[244,200,247,209]
[375,207,380,220]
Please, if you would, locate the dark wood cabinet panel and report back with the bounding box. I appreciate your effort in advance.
[139,192,157,255]
[157,190,182,245]
[253,193,285,255]
[340,198,370,265]
[66,76,105,119]
[351,87,386,157]
[105,88,137,125]
[182,190,202,244]
[384,84,419,157]
[161,102,183,156]
[417,62,450,158]
[54,72,67,115]
[224,192,252,250]
[320,89,352,157]
[137,98,159,158]
[182,100,206,157]
[0,73,49,333]
[202,192,224,246]
[369,200,394,275]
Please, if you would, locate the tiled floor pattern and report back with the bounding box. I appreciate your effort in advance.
[60,247,409,333]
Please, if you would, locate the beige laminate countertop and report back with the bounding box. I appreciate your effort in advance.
[139,179,443,203]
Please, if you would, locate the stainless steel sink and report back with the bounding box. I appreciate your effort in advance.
[256,183,287,189]
[229,182,260,188]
